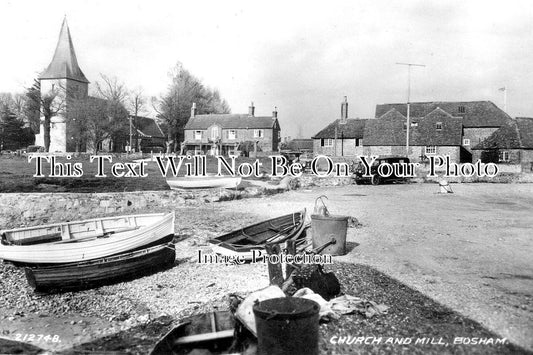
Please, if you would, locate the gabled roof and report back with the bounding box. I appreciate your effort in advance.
[377,108,406,120]
[312,119,368,139]
[364,108,463,146]
[473,117,533,150]
[375,101,511,127]
[184,114,278,130]
[40,18,89,83]
[130,115,165,138]
[517,117,533,148]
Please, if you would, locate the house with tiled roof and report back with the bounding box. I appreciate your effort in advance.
[472,117,533,170]
[375,101,511,152]
[369,101,511,162]
[363,107,467,162]
[312,97,368,156]
[183,102,280,155]
[129,115,166,152]
[286,138,314,152]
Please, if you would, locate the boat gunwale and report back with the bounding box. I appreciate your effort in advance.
[0,212,168,234]
[25,243,176,271]
[208,210,305,246]
[1,213,175,251]
[0,213,175,264]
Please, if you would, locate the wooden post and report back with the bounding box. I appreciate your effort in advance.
[265,243,284,287]
[285,240,297,280]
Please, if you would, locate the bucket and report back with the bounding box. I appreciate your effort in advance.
[311,214,348,256]
[253,297,320,355]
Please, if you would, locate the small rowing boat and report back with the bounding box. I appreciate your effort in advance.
[209,210,307,260]
[0,212,175,264]
[25,243,176,292]
[166,175,242,190]
[151,311,256,355]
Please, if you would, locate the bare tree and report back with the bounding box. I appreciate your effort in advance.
[129,87,146,151]
[24,80,67,152]
[152,62,231,153]
[69,96,128,154]
[67,74,129,153]
[95,74,128,103]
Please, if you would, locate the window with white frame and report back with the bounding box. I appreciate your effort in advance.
[254,129,264,138]
[463,138,470,146]
[324,138,334,147]
[436,122,443,130]
[356,138,363,147]
[211,126,219,140]
[228,130,236,140]
[194,130,202,140]
[425,146,437,154]
[499,151,510,162]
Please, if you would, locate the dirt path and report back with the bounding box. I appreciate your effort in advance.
[220,183,533,350]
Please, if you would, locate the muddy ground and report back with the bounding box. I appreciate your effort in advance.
[0,182,532,354]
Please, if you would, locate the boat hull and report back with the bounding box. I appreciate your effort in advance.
[0,213,175,264]
[166,176,242,190]
[1,213,171,245]
[208,210,306,259]
[151,311,250,355]
[25,243,176,292]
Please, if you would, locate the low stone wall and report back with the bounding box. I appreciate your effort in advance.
[0,175,355,229]
[0,191,218,229]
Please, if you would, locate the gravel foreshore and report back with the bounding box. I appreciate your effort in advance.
[0,201,531,354]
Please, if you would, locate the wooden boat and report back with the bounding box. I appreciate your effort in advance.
[1,213,172,246]
[0,212,175,264]
[25,243,176,292]
[209,210,307,260]
[151,311,256,355]
[166,175,242,190]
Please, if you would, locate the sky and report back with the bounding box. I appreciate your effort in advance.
[1,0,533,138]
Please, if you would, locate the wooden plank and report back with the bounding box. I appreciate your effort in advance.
[265,243,284,287]
[286,239,297,280]
[174,329,234,345]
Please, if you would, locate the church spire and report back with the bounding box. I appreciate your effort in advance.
[40,17,89,83]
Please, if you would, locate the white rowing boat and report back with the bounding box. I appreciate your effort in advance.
[0,212,175,264]
[166,175,242,190]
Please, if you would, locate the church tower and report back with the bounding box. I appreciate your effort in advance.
[36,17,89,152]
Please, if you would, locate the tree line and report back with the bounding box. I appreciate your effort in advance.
[0,61,230,153]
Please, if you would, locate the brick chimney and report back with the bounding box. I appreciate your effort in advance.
[248,101,255,116]
[272,106,278,119]
[340,96,348,124]
[191,102,197,118]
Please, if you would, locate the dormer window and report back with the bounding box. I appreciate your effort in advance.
[211,126,219,140]
[458,106,466,114]
[436,122,443,130]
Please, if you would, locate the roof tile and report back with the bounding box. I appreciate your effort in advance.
[312,118,368,139]
[184,114,278,130]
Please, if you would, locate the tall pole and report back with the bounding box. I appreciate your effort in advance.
[504,88,507,112]
[396,62,425,157]
[499,86,507,112]
[129,115,132,153]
